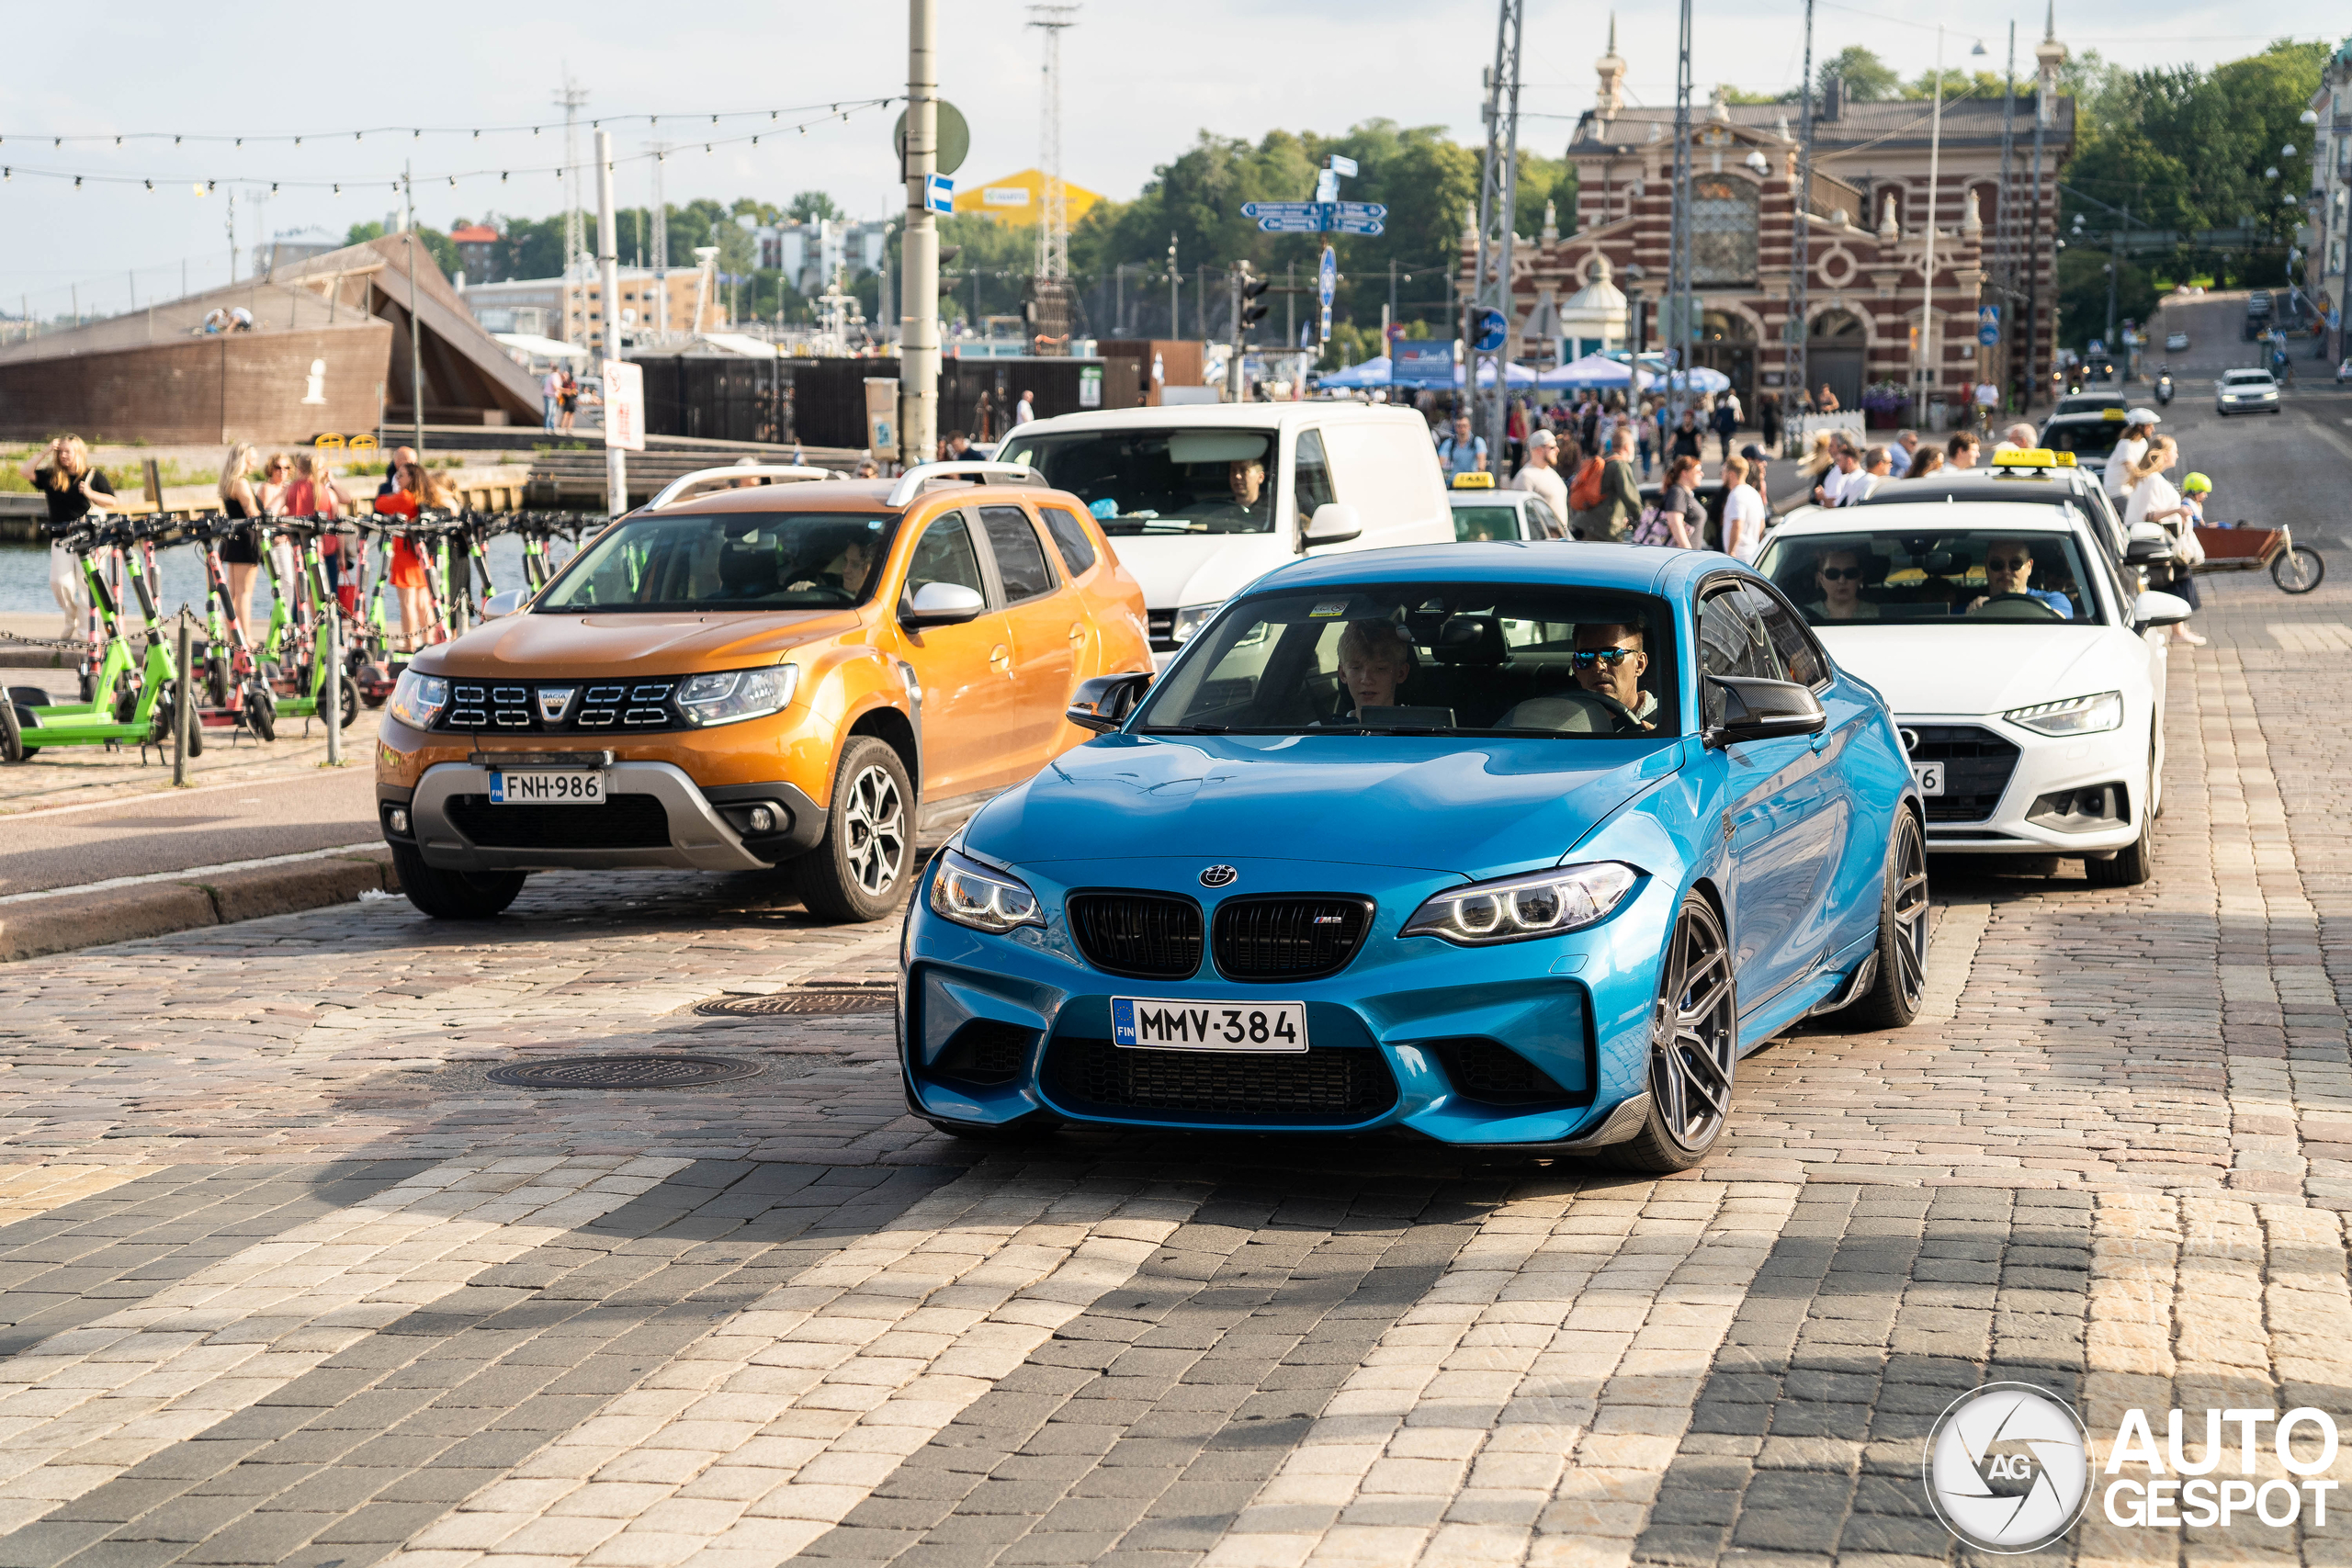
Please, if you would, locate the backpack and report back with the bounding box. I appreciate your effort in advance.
[1568,457,1604,513]
[1630,503,1673,547]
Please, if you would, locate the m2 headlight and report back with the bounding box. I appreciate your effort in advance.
[927,848,1044,935]
[1402,863,1639,945]
[2004,690,2123,737]
[676,665,798,728]
[387,670,448,730]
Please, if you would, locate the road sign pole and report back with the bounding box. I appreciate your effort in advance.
[902,0,941,468]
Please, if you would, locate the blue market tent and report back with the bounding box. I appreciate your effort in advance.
[1538,353,1631,389]
[1317,355,1390,389]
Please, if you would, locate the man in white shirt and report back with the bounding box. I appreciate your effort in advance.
[1505,428,1569,519]
[541,367,563,433]
[1815,443,1864,506]
[1720,455,1767,562]
[1992,422,2038,455]
[1013,389,1037,424]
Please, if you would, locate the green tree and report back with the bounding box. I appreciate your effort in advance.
[1819,47,1901,102]
[787,191,843,223]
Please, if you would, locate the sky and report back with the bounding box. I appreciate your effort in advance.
[6,0,2340,321]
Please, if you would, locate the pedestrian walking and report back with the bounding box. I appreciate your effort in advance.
[1814,438,1861,505]
[1633,455,1705,547]
[1711,396,1738,462]
[1739,444,1772,513]
[217,442,267,637]
[1993,422,2038,455]
[2123,435,2204,646]
[1635,398,1657,479]
[26,435,115,639]
[372,462,431,652]
[541,366,563,432]
[2102,411,2156,502]
[1946,431,1982,470]
[1571,429,1642,541]
[558,369,581,432]
[1904,447,1944,479]
[1719,455,1767,563]
[1505,428,1569,521]
[1891,430,1920,472]
[1435,413,1487,479]
[1758,393,1781,454]
[1013,389,1036,424]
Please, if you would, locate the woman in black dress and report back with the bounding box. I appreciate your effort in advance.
[216,441,267,637]
[29,435,115,637]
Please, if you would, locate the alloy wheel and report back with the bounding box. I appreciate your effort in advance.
[1650,902,1737,1152]
[1889,815,1929,1008]
[842,764,908,897]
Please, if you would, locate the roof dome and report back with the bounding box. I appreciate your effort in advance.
[1562,256,1626,313]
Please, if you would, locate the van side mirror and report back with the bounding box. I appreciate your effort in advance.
[1704,675,1826,748]
[900,581,987,627]
[481,588,531,620]
[1303,502,1363,547]
[2132,590,2190,631]
[1066,671,1152,734]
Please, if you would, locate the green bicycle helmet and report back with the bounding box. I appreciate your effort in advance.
[2182,471,2211,493]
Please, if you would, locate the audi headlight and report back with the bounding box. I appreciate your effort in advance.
[676,665,798,728]
[1170,604,1221,646]
[927,848,1043,934]
[387,670,448,730]
[2004,690,2124,736]
[1402,863,1639,946]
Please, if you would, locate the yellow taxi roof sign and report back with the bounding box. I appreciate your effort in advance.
[2101,407,2126,420]
[1991,447,2075,468]
[1451,471,1496,489]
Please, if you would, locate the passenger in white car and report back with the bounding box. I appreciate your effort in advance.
[1805,547,1880,621]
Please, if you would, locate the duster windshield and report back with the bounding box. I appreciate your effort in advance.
[537,512,899,611]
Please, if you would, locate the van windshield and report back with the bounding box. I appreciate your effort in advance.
[537,512,900,612]
[997,427,1277,535]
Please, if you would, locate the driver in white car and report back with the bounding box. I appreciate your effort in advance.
[1962,537,2073,619]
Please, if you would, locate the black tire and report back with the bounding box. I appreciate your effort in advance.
[244,683,277,742]
[338,679,360,730]
[1843,811,1930,1029]
[1618,894,1739,1173]
[2085,785,2155,888]
[0,699,22,764]
[791,737,914,923]
[2273,547,2324,593]
[390,840,526,919]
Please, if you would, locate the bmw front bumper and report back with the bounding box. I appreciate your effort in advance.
[898,854,1679,1147]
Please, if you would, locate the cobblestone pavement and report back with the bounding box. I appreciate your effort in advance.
[1,403,2349,1566]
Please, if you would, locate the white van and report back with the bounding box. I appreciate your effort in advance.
[994,403,1451,660]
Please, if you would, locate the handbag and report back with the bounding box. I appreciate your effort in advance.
[2173,519,2206,570]
[1631,504,1672,547]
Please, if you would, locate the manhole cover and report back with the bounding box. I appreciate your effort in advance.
[485,1054,764,1089]
[695,986,896,1018]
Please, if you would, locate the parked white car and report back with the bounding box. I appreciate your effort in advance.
[1755,501,2188,884]
[996,403,1452,661]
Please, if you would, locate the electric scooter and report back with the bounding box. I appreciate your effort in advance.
[258,519,361,733]
[2,518,199,763]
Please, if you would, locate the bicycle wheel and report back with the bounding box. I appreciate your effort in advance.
[2273,547,2325,594]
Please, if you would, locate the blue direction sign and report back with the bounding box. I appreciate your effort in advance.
[1977,304,2000,346]
[1474,309,1510,353]
[1239,199,1389,234]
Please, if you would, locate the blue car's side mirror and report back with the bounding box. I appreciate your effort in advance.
[1705,675,1826,749]
[1067,671,1153,734]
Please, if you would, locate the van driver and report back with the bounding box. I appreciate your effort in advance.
[1194,457,1272,528]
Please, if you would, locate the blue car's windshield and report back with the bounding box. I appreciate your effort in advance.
[1136,584,1680,738]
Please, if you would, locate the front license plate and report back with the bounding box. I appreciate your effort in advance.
[1912,761,1945,797]
[1112,998,1308,1053]
[490,770,605,805]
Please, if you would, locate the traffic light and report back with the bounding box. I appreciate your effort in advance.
[1239,273,1272,330]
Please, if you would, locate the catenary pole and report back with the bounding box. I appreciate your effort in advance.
[1916,26,1944,427]
[1790,0,1815,445]
[903,0,941,469]
[595,130,626,517]
[404,166,423,458]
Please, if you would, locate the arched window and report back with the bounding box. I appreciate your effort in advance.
[1690,175,1758,286]
[1811,309,1865,341]
[1701,310,1758,344]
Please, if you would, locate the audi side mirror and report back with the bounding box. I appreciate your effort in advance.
[900,581,987,627]
[2132,590,2191,631]
[1066,671,1153,734]
[1704,675,1827,748]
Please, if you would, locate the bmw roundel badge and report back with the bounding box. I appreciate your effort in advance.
[1200,865,1238,887]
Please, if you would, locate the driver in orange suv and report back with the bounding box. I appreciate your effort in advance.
[375,464,1149,922]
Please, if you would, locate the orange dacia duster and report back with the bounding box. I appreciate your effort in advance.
[375,462,1149,922]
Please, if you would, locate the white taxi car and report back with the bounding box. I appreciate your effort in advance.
[1445,471,1571,541]
[1756,499,2188,884]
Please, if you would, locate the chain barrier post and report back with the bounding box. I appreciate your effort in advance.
[173,609,191,787]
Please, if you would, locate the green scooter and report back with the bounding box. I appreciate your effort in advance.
[1,520,198,763]
[257,520,359,733]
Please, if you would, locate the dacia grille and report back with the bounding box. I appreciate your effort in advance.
[442,681,679,734]
[1066,892,1203,980]
[1211,896,1374,982]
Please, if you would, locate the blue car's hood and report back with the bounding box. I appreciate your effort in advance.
[966,733,1684,879]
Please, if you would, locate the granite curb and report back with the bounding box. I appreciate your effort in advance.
[0,849,399,962]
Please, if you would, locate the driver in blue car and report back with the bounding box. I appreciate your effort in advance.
[1571,621,1659,729]
[1962,537,2072,618]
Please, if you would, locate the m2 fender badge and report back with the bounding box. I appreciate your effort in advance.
[1199,865,1238,888]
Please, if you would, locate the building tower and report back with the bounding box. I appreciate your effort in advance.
[1594,15,1627,126]
[555,74,591,343]
[1028,6,1079,281]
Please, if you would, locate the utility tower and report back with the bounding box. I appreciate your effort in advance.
[1028,6,1079,280]
[1468,0,1524,464]
[556,74,591,338]
[1665,0,1696,417]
